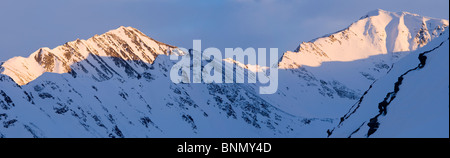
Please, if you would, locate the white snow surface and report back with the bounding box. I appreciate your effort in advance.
[0,9,448,138]
[279,9,448,69]
[1,26,178,85]
[330,29,449,138]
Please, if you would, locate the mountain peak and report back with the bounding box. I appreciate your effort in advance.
[0,26,178,85]
[365,8,387,17]
[279,9,448,69]
[363,9,421,19]
[110,26,136,33]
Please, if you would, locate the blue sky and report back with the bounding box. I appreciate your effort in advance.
[0,0,448,61]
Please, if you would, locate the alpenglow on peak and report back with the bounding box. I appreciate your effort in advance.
[278,9,448,69]
[0,26,178,85]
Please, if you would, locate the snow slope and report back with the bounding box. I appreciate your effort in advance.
[1,26,178,85]
[0,54,333,138]
[0,9,448,138]
[0,28,333,138]
[256,9,448,120]
[329,29,449,138]
[279,9,448,68]
[258,9,448,122]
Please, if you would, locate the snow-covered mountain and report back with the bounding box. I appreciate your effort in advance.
[1,26,178,86]
[329,29,449,138]
[0,27,327,137]
[0,9,448,138]
[259,9,448,119]
[279,9,448,68]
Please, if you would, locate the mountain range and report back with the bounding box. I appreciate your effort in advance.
[0,9,448,138]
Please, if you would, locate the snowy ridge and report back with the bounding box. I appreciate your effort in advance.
[0,10,448,138]
[0,27,330,137]
[255,10,448,121]
[0,54,331,137]
[279,9,448,69]
[329,29,449,138]
[223,58,268,72]
[1,26,178,85]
